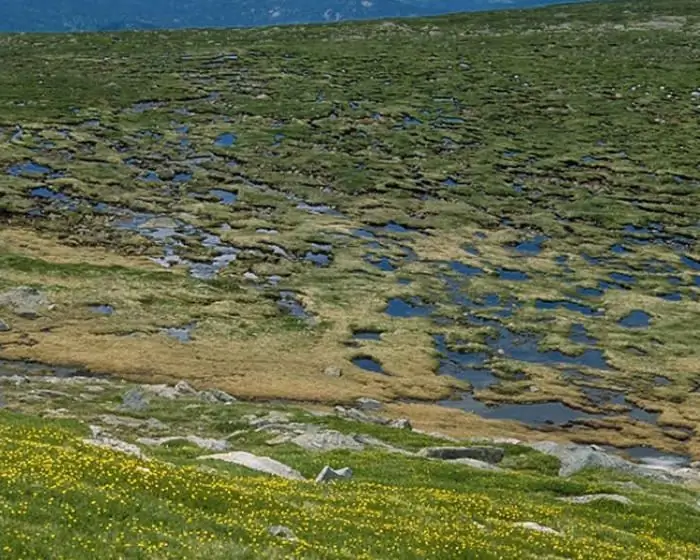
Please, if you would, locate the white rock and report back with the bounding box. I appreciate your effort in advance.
[199,451,305,480]
[315,466,353,483]
[559,494,633,506]
[138,435,228,452]
[515,522,561,536]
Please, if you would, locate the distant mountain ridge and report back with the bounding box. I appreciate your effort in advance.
[0,0,591,33]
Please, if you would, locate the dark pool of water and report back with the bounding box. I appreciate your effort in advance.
[609,272,636,284]
[353,331,382,341]
[450,261,483,277]
[365,255,396,272]
[296,202,344,217]
[352,356,386,374]
[569,324,598,345]
[619,310,651,328]
[497,269,530,281]
[382,221,417,234]
[162,323,195,343]
[577,286,604,298]
[536,299,602,317]
[210,189,237,204]
[513,235,547,256]
[8,161,59,177]
[440,394,601,426]
[277,291,312,321]
[658,292,682,302]
[681,255,700,271]
[385,297,434,318]
[214,133,237,148]
[89,304,114,315]
[173,172,193,183]
[304,252,331,267]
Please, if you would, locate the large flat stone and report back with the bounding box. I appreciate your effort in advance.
[419,446,505,464]
[199,451,305,480]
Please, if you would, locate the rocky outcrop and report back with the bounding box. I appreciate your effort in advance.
[315,466,353,483]
[0,287,51,319]
[198,451,305,480]
[419,446,505,464]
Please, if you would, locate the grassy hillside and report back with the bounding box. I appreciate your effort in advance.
[0,384,699,559]
[0,1,699,556]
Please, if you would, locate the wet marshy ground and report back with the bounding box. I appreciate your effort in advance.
[1,2,699,457]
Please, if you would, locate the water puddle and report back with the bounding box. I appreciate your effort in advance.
[140,171,161,182]
[613,446,690,468]
[434,335,493,389]
[402,115,422,126]
[353,228,376,239]
[497,268,529,281]
[365,255,396,272]
[382,222,417,234]
[481,322,610,370]
[296,202,344,217]
[611,244,630,255]
[214,133,237,148]
[352,356,386,374]
[162,323,195,343]
[89,304,114,315]
[171,172,191,183]
[658,292,682,302]
[442,177,458,187]
[304,252,331,267]
[536,299,602,317]
[129,101,164,113]
[385,297,434,318]
[619,310,651,329]
[450,261,484,277]
[8,161,61,178]
[29,187,77,208]
[569,324,598,345]
[681,255,700,270]
[441,394,601,426]
[277,291,313,323]
[210,189,237,204]
[353,331,382,341]
[609,272,636,285]
[577,286,604,298]
[513,235,547,255]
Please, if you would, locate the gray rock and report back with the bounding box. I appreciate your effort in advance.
[356,397,383,411]
[120,388,149,411]
[419,446,505,464]
[83,426,145,459]
[291,430,365,452]
[528,442,689,484]
[315,465,353,483]
[268,525,296,540]
[0,287,50,319]
[140,382,196,400]
[335,406,389,425]
[247,411,292,428]
[198,388,237,404]
[138,435,229,452]
[0,319,10,332]
[559,494,633,506]
[449,458,503,472]
[389,418,412,430]
[514,522,561,536]
[199,451,305,480]
[324,366,342,378]
[174,380,197,395]
[242,272,260,282]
